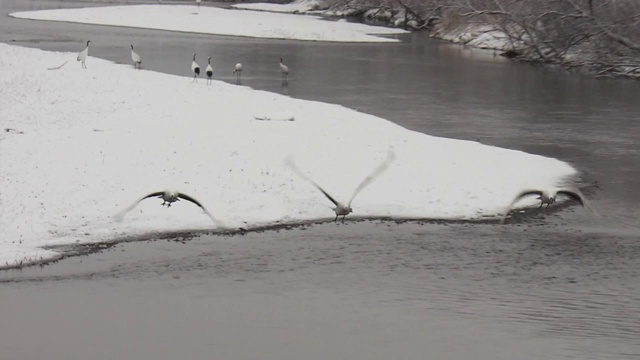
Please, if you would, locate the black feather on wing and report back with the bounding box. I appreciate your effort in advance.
[114,191,165,221]
[556,189,584,206]
[176,193,205,209]
[513,190,544,201]
[142,191,166,201]
[556,188,601,217]
[317,187,339,207]
[500,189,543,223]
[285,156,339,207]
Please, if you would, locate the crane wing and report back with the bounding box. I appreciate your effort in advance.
[557,188,601,218]
[177,193,226,227]
[347,151,396,206]
[285,156,339,207]
[500,189,543,223]
[113,191,165,221]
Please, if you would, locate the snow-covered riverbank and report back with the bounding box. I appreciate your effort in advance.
[10,4,407,43]
[232,0,511,49]
[1,3,582,267]
[0,41,577,268]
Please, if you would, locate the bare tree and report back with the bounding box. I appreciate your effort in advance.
[319,0,640,78]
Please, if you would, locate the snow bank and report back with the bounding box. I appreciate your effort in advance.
[10,4,406,43]
[232,0,323,14]
[0,43,576,266]
[229,1,512,49]
[432,24,512,50]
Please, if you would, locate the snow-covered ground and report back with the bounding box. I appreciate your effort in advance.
[232,0,322,13]
[229,1,514,51]
[0,42,577,267]
[10,4,406,43]
[432,24,513,51]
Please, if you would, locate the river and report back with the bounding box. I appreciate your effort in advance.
[1,1,639,359]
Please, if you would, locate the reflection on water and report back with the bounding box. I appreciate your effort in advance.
[1,1,640,359]
[2,223,640,359]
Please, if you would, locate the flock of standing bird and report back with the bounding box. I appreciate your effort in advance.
[72,37,599,228]
[76,40,289,86]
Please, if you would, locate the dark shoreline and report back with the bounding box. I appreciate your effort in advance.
[0,203,578,272]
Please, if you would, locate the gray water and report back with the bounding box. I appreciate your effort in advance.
[1,0,639,359]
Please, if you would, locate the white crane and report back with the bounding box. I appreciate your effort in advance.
[77,40,90,69]
[285,151,396,223]
[233,63,243,84]
[205,56,213,85]
[130,45,141,70]
[501,187,600,223]
[191,53,200,82]
[279,57,289,81]
[113,190,223,226]
[196,0,201,7]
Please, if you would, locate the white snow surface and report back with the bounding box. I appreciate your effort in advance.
[10,4,406,43]
[0,43,576,266]
[232,0,322,13]
[435,24,512,50]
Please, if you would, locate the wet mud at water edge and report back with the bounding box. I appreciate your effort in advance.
[1,221,639,360]
[0,193,605,271]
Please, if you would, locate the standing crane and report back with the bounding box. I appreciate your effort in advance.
[130,45,141,70]
[206,57,213,85]
[191,54,200,82]
[233,63,243,84]
[279,57,289,81]
[77,40,90,69]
